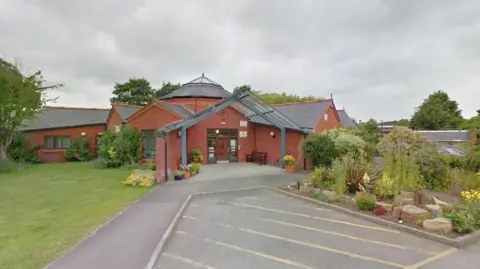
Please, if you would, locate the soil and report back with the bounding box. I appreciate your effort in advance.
[279,186,462,239]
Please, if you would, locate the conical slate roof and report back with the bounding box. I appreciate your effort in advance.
[160,74,231,99]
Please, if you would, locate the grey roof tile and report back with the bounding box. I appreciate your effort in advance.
[160,74,231,99]
[272,101,332,129]
[338,109,358,129]
[160,103,194,118]
[113,104,142,120]
[21,107,109,131]
[415,130,470,142]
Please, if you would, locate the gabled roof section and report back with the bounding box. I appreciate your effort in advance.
[415,130,470,142]
[338,109,358,129]
[21,106,109,131]
[159,74,231,100]
[272,100,333,129]
[112,103,143,120]
[127,100,194,122]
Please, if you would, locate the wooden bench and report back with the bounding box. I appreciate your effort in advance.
[246,151,267,165]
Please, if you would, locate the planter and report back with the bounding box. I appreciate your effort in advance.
[183,171,191,179]
[285,166,296,174]
[174,175,183,181]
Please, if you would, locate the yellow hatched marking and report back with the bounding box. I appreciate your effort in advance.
[162,253,216,269]
[175,231,314,269]
[183,216,404,268]
[224,201,399,233]
[403,248,457,269]
[255,217,436,255]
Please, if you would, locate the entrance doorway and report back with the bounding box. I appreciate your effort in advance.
[207,129,238,164]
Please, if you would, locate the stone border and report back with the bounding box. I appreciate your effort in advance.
[144,186,269,269]
[270,187,480,248]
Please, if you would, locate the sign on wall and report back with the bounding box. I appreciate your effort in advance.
[239,120,248,127]
[239,131,247,138]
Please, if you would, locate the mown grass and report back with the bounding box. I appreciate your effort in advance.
[0,162,151,269]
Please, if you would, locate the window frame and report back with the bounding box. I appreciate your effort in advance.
[141,129,156,158]
[44,136,72,149]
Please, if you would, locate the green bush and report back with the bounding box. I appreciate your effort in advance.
[64,136,93,162]
[444,209,476,233]
[147,161,156,171]
[98,126,140,168]
[191,163,201,173]
[442,155,465,169]
[7,132,41,164]
[341,156,380,191]
[374,173,396,200]
[355,192,376,211]
[310,166,333,188]
[302,133,338,167]
[417,154,448,191]
[328,129,366,160]
[383,153,423,193]
[464,151,480,172]
[330,159,346,195]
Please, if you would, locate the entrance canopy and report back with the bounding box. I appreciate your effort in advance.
[155,88,307,168]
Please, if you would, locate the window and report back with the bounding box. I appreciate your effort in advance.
[142,130,156,158]
[115,125,121,133]
[44,136,71,149]
[324,113,328,121]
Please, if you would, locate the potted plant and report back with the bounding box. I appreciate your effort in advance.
[173,169,185,181]
[181,164,192,179]
[284,155,296,174]
[191,149,204,163]
[191,163,201,174]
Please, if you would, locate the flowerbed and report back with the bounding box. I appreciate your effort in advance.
[123,169,156,187]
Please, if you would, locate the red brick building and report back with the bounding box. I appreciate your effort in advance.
[22,75,356,179]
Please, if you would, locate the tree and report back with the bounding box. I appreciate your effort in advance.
[233,85,318,104]
[359,119,380,145]
[0,58,60,161]
[377,126,438,158]
[110,78,155,106]
[395,119,410,127]
[155,82,181,98]
[410,90,464,130]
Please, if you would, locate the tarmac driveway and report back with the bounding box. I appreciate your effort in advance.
[155,189,478,269]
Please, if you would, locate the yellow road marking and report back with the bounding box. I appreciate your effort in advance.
[255,217,437,255]
[404,248,457,269]
[183,216,404,268]
[224,201,399,233]
[175,231,314,269]
[243,196,332,212]
[162,252,216,269]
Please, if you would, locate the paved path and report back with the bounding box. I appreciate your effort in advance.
[156,189,480,269]
[47,164,304,269]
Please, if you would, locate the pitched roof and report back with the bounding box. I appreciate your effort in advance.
[159,102,194,118]
[112,104,143,120]
[159,74,231,100]
[21,107,109,131]
[337,109,357,129]
[415,130,470,142]
[272,100,333,129]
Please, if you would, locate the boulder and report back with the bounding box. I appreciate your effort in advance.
[322,190,338,198]
[425,204,442,218]
[433,197,453,211]
[376,202,393,212]
[392,205,429,220]
[299,186,314,194]
[400,191,415,199]
[423,218,453,234]
[394,196,414,206]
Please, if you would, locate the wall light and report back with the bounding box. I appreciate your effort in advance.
[177,131,181,138]
[80,132,86,136]
[215,129,220,134]
[270,131,276,138]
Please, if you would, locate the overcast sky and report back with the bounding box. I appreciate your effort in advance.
[1,0,479,121]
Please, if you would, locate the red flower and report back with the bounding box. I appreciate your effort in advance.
[410,216,415,221]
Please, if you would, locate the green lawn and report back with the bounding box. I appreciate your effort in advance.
[0,162,152,269]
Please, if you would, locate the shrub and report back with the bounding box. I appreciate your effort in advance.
[191,162,201,173]
[442,155,464,169]
[383,153,423,193]
[98,131,120,168]
[302,133,338,167]
[444,209,476,233]
[191,149,204,163]
[464,151,480,172]
[310,166,333,188]
[374,173,395,200]
[123,169,155,187]
[355,192,376,211]
[147,161,156,171]
[417,154,448,191]
[328,129,366,160]
[64,136,93,162]
[7,132,41,164]
[377,126,438,158]
[341,156,380,191]
[330,159,346,195]
[446,168,480,191]
[98,126,140,168]
[283,155,296,167]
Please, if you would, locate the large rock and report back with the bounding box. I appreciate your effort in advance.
[376,202,393,212]
[392,205,429,220]
[433,197,454,211]
[400,191,415,199]
[425,204,442,218]
[394,196,414,206]
[423,218,453,234]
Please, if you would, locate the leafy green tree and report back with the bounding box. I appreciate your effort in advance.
[0,58,60,161]
[302,133,338,167]
[233,85,317,104]
[410,90,464,130]
[156,82,181,98]
[110,78,155,106]
[359,119,381,144]
[395,119,410,127]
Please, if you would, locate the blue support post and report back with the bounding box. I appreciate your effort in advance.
[181,126,187,165]
[280,127,286,168]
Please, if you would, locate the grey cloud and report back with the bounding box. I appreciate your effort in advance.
[1,0,479,120]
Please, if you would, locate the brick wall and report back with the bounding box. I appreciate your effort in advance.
[106,109,122,132]
[25,125,106,163]
[314,104,340,133]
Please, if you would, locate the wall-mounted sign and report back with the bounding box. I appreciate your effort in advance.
[239,131,247,138]
[239,120,248,127]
